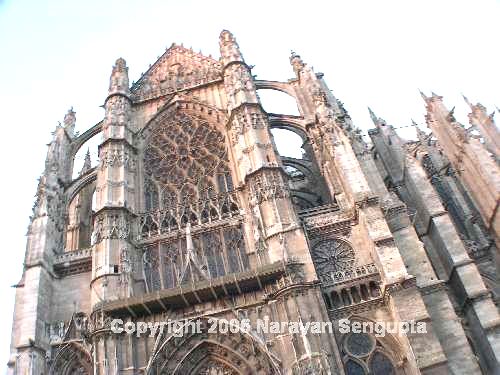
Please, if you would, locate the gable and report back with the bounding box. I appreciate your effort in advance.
[130,44,223,102]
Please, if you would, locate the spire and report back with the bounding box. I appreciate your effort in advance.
[414,120,428,143]
[219,29,244,66]
[290,51,305,76]
[108,57,130,96]
[462,94,473,109]
[367,107,386,126]
[63,107,76,137]
[79,149,91,175]
[368,107,378,124]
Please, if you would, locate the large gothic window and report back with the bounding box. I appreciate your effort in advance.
[143,110,235,214]
[140,108,248,292]
[140,110,240,238]
[142,225,249,292]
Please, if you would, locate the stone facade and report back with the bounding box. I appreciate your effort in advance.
[7,31,500,374]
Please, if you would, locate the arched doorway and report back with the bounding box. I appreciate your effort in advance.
[146,318,281,375]
[49,342,93,375]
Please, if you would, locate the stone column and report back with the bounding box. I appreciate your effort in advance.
[91,58,137,309]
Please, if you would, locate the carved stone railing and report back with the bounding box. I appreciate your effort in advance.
[322,263,383,319]
[137,191,240,241]
[323,262,379,287]
[53,248,92,276]
[54,248,92,264]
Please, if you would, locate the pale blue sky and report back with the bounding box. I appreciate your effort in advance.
[0,0,499,370]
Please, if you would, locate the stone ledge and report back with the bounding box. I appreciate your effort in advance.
[99,261,289,316]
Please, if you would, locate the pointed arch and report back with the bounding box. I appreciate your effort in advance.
[49,341,93,375]
[146,317,281,375]
[138,100,233,215]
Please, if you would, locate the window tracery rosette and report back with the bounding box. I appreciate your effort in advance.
[311,239,356,284]
[140,110,240,238]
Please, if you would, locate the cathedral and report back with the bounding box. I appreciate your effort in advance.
[7,30,500,374]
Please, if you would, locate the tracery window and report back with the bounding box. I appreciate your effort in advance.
[143,111,234,213]
[140,111,240,238]
[311,239,356,283]
[140,109,249,291]
[342,332,397,375]
[142,226,249,292]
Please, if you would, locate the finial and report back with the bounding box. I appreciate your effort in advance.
[109,57,130,95]
[447,106,456,122]
[219,29,243,65]
[220,29,236,42]
[419,89,432,104]
[63,107,76,132]
[368,107,386,126]
[414,121,428,142]
[80,149,92,175]
[290,50,305,75]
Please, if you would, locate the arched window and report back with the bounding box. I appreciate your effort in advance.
[65,184,95,251]
[342,332,398,375]
[139,107,249,293]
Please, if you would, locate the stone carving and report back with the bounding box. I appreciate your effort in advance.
[197,360,238,375]
[99,147,136,171]
[131,45,222,102]
[92,212,130,243]
[63,107,76,135]
[109,57,129,93]
[224,65,256,98]
[248,170,290,205]
[119,247,134,297]
[105,95,130,127]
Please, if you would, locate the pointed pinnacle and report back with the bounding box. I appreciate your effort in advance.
[419,89,429,101]
[368,107,378,123]
[80,148,92,174]
[462,94,472,108]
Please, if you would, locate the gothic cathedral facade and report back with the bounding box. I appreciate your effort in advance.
[7,31,500,374]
